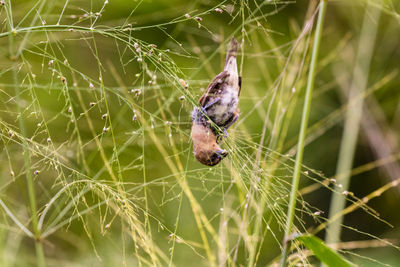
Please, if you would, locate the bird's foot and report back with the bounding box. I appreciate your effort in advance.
[224,113,240,130]
[223,129,229,138]
[202,98,221,111]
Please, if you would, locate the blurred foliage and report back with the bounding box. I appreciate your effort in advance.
[1,0,400,266]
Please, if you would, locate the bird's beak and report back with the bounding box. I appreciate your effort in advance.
[216,149,228,158]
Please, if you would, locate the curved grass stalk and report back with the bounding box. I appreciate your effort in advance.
[0,199,34,239]
[280,1,327,266]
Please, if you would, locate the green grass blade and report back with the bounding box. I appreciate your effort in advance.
[280,0,327,265]
[295,234,353,267]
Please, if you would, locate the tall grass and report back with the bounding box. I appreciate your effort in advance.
[325,0,383,248]
[281,1,327,265]
[0,0,400,266]
[4,0,46,265]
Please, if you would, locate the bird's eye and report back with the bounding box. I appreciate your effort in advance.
[210,154,219,161]
[209,153,221,165]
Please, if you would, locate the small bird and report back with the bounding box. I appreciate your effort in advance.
[191,37,241,166]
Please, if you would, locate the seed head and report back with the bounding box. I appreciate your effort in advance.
[130,89,141,97]
[225,4,234,14]
[178,79,188,89]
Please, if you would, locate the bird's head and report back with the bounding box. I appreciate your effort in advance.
[191,124,228,166]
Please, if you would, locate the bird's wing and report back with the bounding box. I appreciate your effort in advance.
[199,71,230,106]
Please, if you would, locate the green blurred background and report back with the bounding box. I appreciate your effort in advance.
[1,0,400,266]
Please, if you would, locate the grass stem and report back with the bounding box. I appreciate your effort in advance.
[6,0,46,266]
[280,1,327,265]
[325,0,382,247]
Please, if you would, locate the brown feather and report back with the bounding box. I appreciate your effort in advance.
[199,71,229,106]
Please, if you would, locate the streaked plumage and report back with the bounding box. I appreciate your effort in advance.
[191,38,242,166]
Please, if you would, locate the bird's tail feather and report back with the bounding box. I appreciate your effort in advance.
[225,37,238,65]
